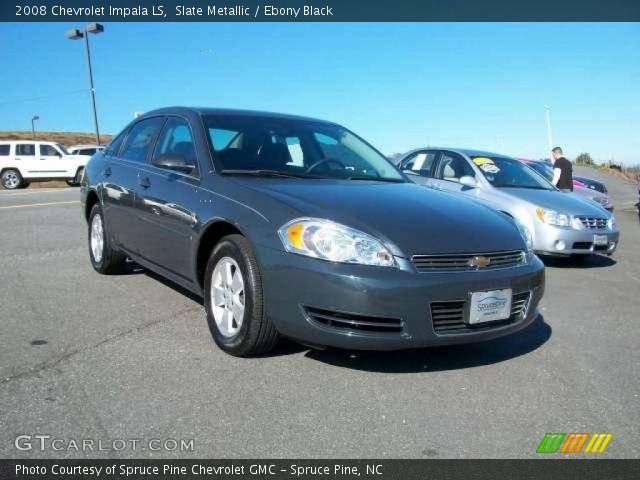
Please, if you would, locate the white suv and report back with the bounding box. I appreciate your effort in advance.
[68,144,104,156]
[0,140,88,189]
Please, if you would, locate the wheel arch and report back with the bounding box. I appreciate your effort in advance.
[195,219,250,292]
[84,189,100,222]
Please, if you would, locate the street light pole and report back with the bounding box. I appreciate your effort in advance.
[544,105,553,156]
[67,23,104,146]
[83,30,100,146]
[31,115,39,140]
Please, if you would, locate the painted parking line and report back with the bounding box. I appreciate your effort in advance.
[0,188,77,196]
[0,201,79,210]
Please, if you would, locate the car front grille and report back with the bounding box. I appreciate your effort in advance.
[576,216,607,229]
[304,306,403,333]
[412,250,525,272]
[430,291,531,334]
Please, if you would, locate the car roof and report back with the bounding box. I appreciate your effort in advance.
[141,106,337,125]
[0,139,58,144]
[69,144,102,148]
[402,146,515,159]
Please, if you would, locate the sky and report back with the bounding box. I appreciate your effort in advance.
[0,23,638,164]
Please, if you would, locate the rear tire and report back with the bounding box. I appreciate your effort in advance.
[1,169,23,190]
[204,234,279,356]
[88,203,126,274]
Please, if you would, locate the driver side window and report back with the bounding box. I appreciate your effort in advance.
[436,152,475,182]
[152,117,198,175]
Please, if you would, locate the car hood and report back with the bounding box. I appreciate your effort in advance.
[493,187,610,217]
[231,178,526,256]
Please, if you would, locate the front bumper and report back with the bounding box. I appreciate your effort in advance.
[257,246,545,351]
[532,223,620,256]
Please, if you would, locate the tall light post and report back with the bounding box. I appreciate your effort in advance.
[544,105,553,156]
[31,115,39,139]
[66,23,104,146]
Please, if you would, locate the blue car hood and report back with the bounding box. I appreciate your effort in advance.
[232,178,526,257]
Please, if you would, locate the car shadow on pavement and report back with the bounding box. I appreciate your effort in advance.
[541,255,616,269]
[304,315,551,373]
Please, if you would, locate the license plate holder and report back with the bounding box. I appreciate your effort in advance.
[468,289,512,324]
[593,234,608,246]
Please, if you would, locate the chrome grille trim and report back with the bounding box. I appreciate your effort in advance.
[412,250,525,272]
[431,291,531,334]
[576,216,607,230]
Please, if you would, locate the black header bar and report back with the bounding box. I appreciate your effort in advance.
[3,0,640,22]
[1,459,638,480]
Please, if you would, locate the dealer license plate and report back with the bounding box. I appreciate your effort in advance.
[593,234,608,246]
[468,289,512,324]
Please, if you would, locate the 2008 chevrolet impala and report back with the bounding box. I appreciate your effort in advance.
[81,107,545,356]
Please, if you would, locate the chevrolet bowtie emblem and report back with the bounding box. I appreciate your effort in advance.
[469,256,491,268]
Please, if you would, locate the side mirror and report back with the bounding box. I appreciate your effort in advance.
[459,176,477,188]
[152,153,194,173]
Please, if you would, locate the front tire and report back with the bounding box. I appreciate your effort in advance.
[1,169,23,189]
[204,234,278,356]
[88,203,126,274]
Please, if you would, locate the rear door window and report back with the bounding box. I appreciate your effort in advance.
[400,151,437,177]
[105,131,127,157]
[16,144,36,156]
[119,117,165,163]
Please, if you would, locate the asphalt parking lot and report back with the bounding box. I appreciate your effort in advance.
[1,166,638,459]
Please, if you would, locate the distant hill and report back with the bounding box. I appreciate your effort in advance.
[0,131,113,148]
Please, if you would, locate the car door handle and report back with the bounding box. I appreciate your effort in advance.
[139,177,151,189]
[102,167,112,177]
[40,158,46,161]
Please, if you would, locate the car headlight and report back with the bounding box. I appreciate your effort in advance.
[514,218,533,253]
[278,218,396,267]
[592,195,612,208]
[536,207,571,227]
[607,216,616,229]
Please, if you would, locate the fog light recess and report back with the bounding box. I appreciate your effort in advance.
[554,240,566,251]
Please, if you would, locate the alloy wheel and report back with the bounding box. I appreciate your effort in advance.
[90,214,104,263]
[2,171,19,189]
[210,257,245,337]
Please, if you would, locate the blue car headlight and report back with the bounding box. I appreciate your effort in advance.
[278,218,397,267]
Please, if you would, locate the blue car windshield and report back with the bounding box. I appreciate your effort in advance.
[203,115,404,182]
[471,156,555,190]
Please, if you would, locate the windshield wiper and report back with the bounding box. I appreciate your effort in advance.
[346,175,404,183]
[220,169,318,179]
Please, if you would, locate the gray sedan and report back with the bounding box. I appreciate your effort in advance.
[82,108,544,355]
[397,148,619,257]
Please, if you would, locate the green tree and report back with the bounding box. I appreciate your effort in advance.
[574,152,594,165]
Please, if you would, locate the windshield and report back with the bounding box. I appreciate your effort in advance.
[203,115,404,181]
[526,161,555,181]
[471,156,555,190]
[56,144,69,155]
